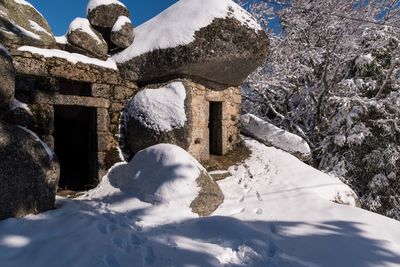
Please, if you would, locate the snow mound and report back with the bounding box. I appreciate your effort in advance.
[87,0,126,13]
[124,81,187,132]
[114,0,262,62]
[68,18,103,44]
[112,16,131,32]
[18,46,117,70]
[241,114,312,160]
[87,144,204,224]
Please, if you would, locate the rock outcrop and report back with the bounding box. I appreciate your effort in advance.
[110,16,134,49]
[0,0,55,49]
[0,45,15,118]
[114,0,269,88]
[0,122,59,220]
[66,18,108,59]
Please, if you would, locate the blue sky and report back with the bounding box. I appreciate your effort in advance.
[27,0,178,36]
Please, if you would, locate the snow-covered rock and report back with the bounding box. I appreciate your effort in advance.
[120,81,191,160]
[66,18,108,59]
[89,144,223,218]
[0,122,59,220]
[114,0,269,87]
[241,114,312,161]
[0,0,55,48]
[0,44,14,117]
[87,0,130,29]
[110,16,134,49]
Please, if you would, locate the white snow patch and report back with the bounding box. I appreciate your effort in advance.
[14,0,34,8]
[0,44,10,56]
[113,0,262,62]
[125,81,187,132]
[54,35,67,44]
[241,113,312,160]
[86,0,126,13]
[68,18,103,44]
[13,23,41,40]
[29,20,51,36]
[356,53,374,66]
[0,235,30,248]
[18,46,117,70]
[12,99,32,114]
[18,126,55,160]
[112,16,131,32]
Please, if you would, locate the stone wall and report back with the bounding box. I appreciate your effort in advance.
[7,71,137,182]
[185,80,241,162]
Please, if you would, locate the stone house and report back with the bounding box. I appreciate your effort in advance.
[0,0,268,218]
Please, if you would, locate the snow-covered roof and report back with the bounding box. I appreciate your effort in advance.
[68,18,103,44]
[86,0,126,13]
[113,0,262,63]
[125,81,187,132]
[18,46,117,70]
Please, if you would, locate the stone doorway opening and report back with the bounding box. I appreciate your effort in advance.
[209,101,223,155]
[54,105,98,191]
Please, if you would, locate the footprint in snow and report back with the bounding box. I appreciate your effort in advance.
[96,223,108,235]
[112,237,124,249]
[255,208,263,215]
[256,191,263,202]
[238,196,245,203]
[103,254,121,267]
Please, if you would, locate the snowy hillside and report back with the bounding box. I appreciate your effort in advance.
[1,138,400,267]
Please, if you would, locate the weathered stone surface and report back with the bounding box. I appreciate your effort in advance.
[0,0,55,49]
[116,17,269,89]
[190,171,224,216]
[0,46,15,117]
[66,18,108,59]
[3,103,54,136]
[0,122,59,220]
[87,2,130,29]
[110,16,134,49]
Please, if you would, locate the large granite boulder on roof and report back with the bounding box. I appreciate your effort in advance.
[0,0,55,49]
[113,0,269,89]
[119,81,192,161]
[0,122,59,220]
[110,16,134,49]
[66,18,108,59]
[0,45,15,118]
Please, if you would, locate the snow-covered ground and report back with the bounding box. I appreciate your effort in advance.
[1,138,400,267]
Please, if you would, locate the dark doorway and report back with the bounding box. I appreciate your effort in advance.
[209,101,223,155]
[54,106,98,191]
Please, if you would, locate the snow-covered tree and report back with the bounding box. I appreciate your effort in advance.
[239,0,400,219]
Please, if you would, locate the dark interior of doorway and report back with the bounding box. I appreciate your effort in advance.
[54,105,98,191]
[209,101,223,155]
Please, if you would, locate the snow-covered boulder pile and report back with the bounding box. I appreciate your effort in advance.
[0,0,55,49]
[89,144,223,219]
[0,45,15,118]
[120,81,192,161]
[0,122,59,220]
[86,0,133,51]
[241,114,312,161]
[66,18,108,59]
[113,0,269,87]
